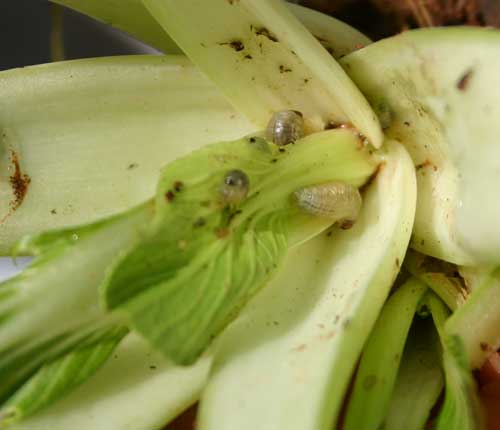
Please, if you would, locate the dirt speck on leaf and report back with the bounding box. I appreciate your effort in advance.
[215,227,230,238]
[219,40,245,52]
[165,190,175,202]
[253,26,279,42]
[173,181,184,192]
[480,342,490,352]
[457,69,474,91]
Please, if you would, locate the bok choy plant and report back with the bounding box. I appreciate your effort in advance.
[1,1,500,430]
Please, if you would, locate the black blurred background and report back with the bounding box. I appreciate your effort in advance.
[0,1,51,70]
[0,0,156,71]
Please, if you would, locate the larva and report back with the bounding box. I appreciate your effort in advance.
[220,169,250,205]
[294,181,362,227]
[266,110,304,146]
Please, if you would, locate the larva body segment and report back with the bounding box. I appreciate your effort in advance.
[294,181,362,226]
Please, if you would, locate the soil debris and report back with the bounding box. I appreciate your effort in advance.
[8,150,31,212]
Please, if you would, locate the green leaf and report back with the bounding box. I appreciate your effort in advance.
[197,140,416,430]
[0,55,255,254]
[342,27,500,264]
[0,204,151,415]
[9,333,211,430]
[106,212,288,366]
[427,294,485,430]
[384,319,444,430]
[143,0,383,146]
[404,250,468,311]
[102,130,377,364]
[344,278,428,430]
[1,325,127,425]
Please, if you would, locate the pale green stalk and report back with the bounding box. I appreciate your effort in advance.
[344,278,428,430]
[446,269,500,369]
[428,294,484,430]
[385,319,444,430]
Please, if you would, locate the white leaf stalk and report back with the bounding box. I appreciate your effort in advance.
[142,0,383,145]
[342,27,500,265]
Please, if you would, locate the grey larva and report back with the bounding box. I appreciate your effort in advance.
[294,182,362,226]
[220,169,250,205]
[266,110,304,146]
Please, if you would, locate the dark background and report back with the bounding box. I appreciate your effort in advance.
[0,1,51,70]
[0,0,155,71]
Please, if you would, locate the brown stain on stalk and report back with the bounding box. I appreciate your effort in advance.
[7,150,30,212]
[1,150,31,224]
